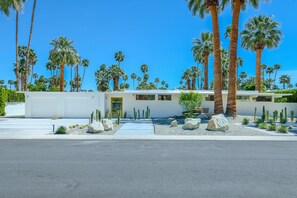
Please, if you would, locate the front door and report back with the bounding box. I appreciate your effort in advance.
[111,97,123,118]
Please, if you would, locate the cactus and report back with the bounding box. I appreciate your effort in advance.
[133,108,137,120]
[124,111,127,118]
[254,107,257,121]
[265,111,269,122]
[261,106,266,121]
[138,109,140,119]
[147,106,151,119]
[280,111,283,122]
[275,110,279,122]
[91,111,94,124]
[117,110,121,125]
[96,110,99,121]
[273,111,277,122]
[99,110,101,121]
[290,111,294,122]
[142,110,145,119]
[285,107,287,120]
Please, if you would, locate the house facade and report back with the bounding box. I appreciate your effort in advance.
[24,90,295,118]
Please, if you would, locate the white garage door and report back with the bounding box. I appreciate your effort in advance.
[31,98,57,117]
[65,98,94,118]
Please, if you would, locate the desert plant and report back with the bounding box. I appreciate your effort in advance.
[290,111,294,122]
[268,119,275,125]
[289,125,293,130]
[133,108,137,120]
[138,109,140,119]
[124,111,127,118]
[258,123,267,129]
[280,111,283,122]
[277,125,288,133]
[275,110,279,122]
[99,110,101,121]
[147,106,151,119]
[178,92,203,114]
[280,117,287,124]
[261,106,266,121]
[56,126,67,134]
[254,107,257,121]
[142,110,145,119]
[265,111,269,122]
[117,110,121,125]
[267,124,277,131]
[91,112,94,124]
[96,109,99,121]
[242,117,250,125]
[285,107,287,120]
[254,118,264,127]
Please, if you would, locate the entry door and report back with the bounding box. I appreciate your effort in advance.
[111,97,123,118]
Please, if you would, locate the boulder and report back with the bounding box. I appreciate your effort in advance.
[87,122,104,133]
[170,120,178,127]
[102,119,114,131]
[197,114,209,120]
[207,114,229,132]
[183,118,201,130]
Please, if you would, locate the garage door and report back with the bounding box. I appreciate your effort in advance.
[31,98,57,117]
[65,97,94,118]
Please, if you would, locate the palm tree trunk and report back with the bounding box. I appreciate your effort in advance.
[209,5,224,114]
[15,10,20,91]
[24,0,37,91]
[226,0,241,117]
[76,64,79,92]
[187,79,191,90]
[256,49,263,92]
[30,65,34,84]
[273,70,278,87]
[114,77,119,91]
[81,67,86,91]
[203,55,209,90]
[192,78,196,90]
[60,63,65,91]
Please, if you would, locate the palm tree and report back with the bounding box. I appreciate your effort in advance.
[137,77,142,86]
[191,66,201,90]
[187,0,224,114]
[223,0,263,117]
[154,78,160,88]
[239,72,247,80]
[224,25,232,39]
[192,32,213,90]
[143,74,149,82]
[131,73,137,89]
[273,64,281,87]
[24,0,37,91]
[279,75,291,90]
[141,64,148,74]
[109,64,125,91]
[241,15,282,92]
[221,49,229,89]
[236,57,244,79]
[8,80,14,90]
[114,51,125,67]
[95,64,111,92]
[266,67,274,79]
[80,58,89,90]
[49,37,79,91]
[161,80,166,88]
[182,69,192,90]
[261,64,267,82]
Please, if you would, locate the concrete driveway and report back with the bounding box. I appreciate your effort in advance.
[0,118,89,135]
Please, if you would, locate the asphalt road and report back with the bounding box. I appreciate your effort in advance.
[0,140,297,198]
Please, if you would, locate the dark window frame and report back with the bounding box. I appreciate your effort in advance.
[158,94,172,101]
[136,94,156,101]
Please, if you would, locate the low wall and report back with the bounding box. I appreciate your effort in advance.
[5,102,25,117]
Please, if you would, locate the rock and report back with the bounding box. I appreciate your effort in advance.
[102,119,114,131]
[183,118,201,130]
[170,120,178,127]
[87,122,104,133]
[197,114,209,120]
[207,114,229,131]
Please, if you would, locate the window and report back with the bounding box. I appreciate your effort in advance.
[205,95,214,101]
[136,95,155,101]
[252,96,272,102]
[237,96,250,102]
[158,95,172,101]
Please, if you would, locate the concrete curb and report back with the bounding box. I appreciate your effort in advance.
[1,135,297,141]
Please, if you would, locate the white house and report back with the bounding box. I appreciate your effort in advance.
[24,90,295,118]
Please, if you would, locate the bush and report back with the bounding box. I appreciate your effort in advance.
[258,123,267,129]
[56,126,67,134]
[0,88,8,116]
[267,124,277,131]
[254,118,264,127]
[272,89,297,103]
[242,117,250,125]
[179,92,203,117]
[7,90,25,102]
[277,125,288,133]
[268,119,275,125]
[280,118,287,124]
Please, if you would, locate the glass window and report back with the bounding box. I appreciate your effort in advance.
[205,95,214,101]
[136,95,155,101]
[158,95,172,101]
[237,96,250,102]
[252,96,272,102]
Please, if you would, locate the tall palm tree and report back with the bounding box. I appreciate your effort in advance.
[141,64,148,74]
[187,0,224,114]
[109,64,125,91]
[190,66,201,90]
[279,75,290,90]
[155,78,160,88]
[49,37,79,91]
[8,80,14,90]
[81,58,89,90]
[273,64,281,87]
[114,51,125,67]
[241,15,282,92]
[266,67,274,79]
[239,72,247,80]
[24,0,37,91]
[236,57,244,79]
[192,32,213,90]
[221,49,229,90]
[261,64,267,81]
[223,0,262,117]
[182,69,192,90]
[95,64,111,92]
[131,73,137,89]
[137,77,142,86]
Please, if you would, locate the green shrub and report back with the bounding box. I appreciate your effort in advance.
[277,125,288,133]
[268,119,275,125]
[258,123,267,129]
[267,124,277,131]
[0,88,8,116]
[290,111,294,122]
[56,126,67,134]
[7,90,25,102]
[272,89,297,103]
[280,118,287,124]
[179,92,203,114]
[254,118,264,127]
[242,117,250,125]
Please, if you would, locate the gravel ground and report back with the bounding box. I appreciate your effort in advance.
[153,115,295,136]
[52,124,123,135]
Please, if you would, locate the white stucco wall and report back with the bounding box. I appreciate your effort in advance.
[5,102,25,117]
[25,92,105,118]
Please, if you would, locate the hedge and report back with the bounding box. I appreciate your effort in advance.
[7,90,25,103]
[0,88,8,116]
[272,89,297,103]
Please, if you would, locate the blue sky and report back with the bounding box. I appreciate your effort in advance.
[0,0,296,90]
